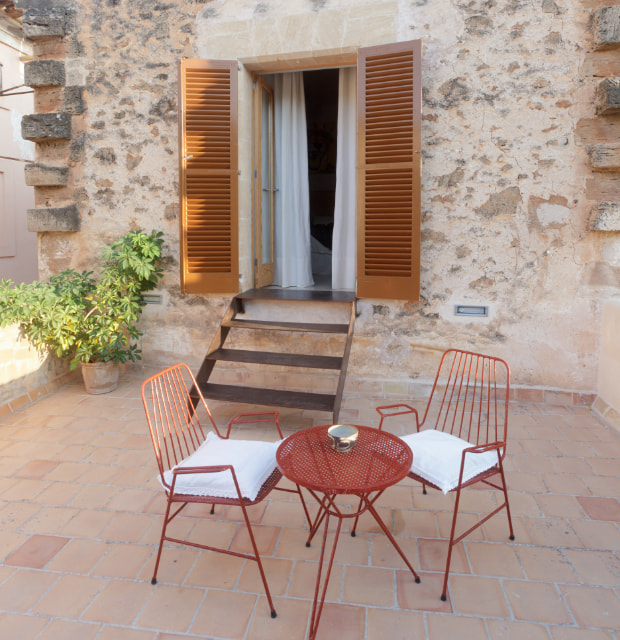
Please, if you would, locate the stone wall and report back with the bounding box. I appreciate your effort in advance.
[14,0,620,396]
[0,325,72,416]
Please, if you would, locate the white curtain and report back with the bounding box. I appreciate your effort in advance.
[332,67,357,291]
[273,73,313,288]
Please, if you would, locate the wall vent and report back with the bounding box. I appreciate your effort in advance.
[454,304,488,317]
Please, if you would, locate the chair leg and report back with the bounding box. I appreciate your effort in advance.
[151,494,174,585]
[441,487,463,601]
[239,501,277,618]
[497,458,515,541]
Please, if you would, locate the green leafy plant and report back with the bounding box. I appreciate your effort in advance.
[0,229,164,369]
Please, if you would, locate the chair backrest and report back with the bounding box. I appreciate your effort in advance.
[421,349,510,454]
[141,363,220,478]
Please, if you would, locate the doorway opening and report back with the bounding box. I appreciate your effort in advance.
[253,66,356,292]
[304,69,339,288]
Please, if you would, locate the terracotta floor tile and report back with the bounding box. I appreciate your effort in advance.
[0,529,29,560]
[104,488,156,512]
[60,508,116,537]
[427,612,490,639]
[418,537,470,574]
[0,612,48,639]
[484,514,533,544]
[535,494,588,519]
[288,559,344,601]
[486,619,553,640]
[0,568,58,612]
[581,474,620,499]
[134,583,205,633]
[47,538,111,574]
[229,522,281,557]
[36,619,101,640]
[564,549,620,587]
[45,461,91,482]
[549,626,616,640]
[466,541,524,578]
[396,570,453,613]
[12,460,59,479]
[91,542,153,579]
[541,472,590,495]
[366,607,426,640]
[68,484,120,509]
[370,533,419,570]
[94,626,157,640]
[516,545,578,583]
[238,555,293,596]
[82,579,153,625]
[436,510,487,540]
[569,519,620,551]
[448,575,510,617]
[182,549,242,589]
[524,517,584,548]
[0,502,41,530]
[552,457,596,475]
[246,595,311,640]
[559,584,620,630]
[33,574,107,618]
[31,481,84,506]
[311,602,366,640]
[506,471,548,493]
[392,507,438,538]
[577,496,620,522]
[342,565,396,606]
[504,579,572,624]
[4,534,69,568]
[99,512,156,542]
[190,589,255,638]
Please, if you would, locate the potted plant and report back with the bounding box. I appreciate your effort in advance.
[0,229,164,394]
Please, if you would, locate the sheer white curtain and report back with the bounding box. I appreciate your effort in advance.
[273,73,313,288]
[332,67,357,291]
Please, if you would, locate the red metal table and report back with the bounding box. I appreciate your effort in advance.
[277,424,420,639]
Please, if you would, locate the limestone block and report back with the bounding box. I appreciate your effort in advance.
[21,112,71,142]
[595,78,620,115]
[589,201,620,230]
[24,60,65,87]
[63,86,85,114]
[27,205,80,232]
[592,6,620,51]
[22,7,68,39]
[589,144,620,171]
[24,163,69,187]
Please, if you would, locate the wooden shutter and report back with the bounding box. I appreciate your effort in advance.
[357,40,422,300]
[179,59,239,294]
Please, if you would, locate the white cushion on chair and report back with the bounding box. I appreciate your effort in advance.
[401,430,500,494]
[162,431,280,501]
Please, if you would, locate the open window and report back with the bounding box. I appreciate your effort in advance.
[178,40,421,299]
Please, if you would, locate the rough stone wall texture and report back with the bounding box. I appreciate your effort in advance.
[17,0,620,393]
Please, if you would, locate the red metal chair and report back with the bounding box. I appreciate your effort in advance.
[376,349,514,601]
[141,363,308,618]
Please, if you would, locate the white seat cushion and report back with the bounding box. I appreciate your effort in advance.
[401,430,500,494]
[162,432,280,501]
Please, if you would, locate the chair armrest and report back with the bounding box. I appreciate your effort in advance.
[376,404,420,431]
[457,441,505,483]
[170,464,244,499]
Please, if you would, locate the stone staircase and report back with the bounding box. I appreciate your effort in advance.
[192,288,356,424]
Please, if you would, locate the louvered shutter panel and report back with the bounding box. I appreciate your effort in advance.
[179,59,239,294]
[357,41,422,300]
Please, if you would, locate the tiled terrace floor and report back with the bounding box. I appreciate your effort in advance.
[0,367,619,640]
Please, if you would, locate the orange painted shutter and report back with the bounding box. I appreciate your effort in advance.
[356,40,422,300]
[179,59,239,294]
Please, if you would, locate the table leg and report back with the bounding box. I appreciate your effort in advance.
[309,510,343,640]
[305,492,331,548]
[365,500,421,583]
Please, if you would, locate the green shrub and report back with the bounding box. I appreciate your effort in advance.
[0,229,164,369]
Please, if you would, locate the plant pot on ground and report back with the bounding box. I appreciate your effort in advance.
[0,229,164,394]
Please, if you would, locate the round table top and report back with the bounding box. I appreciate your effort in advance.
[276,425,412,495]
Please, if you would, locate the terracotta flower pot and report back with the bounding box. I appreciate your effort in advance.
[81,361,119,394]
